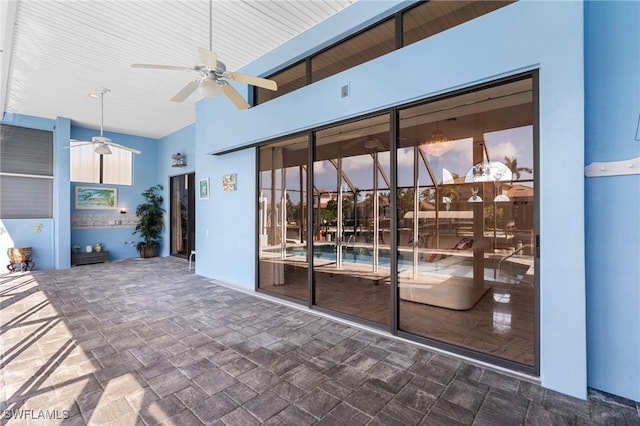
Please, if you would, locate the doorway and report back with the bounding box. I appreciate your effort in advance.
[170,173,196,259]
[257,74,537,372]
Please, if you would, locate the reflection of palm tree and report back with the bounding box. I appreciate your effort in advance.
[397,188,415,219]
[362,193,375,218]
[420,188,434,203]
[440,185,460,202]
[504,156,532,181]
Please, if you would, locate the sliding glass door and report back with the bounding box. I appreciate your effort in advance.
[258,136,309,302]
[313,115,391,325]
[397,77,536,367]
[170,173,195,259]
[257,75,537,370]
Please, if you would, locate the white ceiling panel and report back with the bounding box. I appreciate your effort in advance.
[1,0,354,139]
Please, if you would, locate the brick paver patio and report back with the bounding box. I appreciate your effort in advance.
[1,257,638,425]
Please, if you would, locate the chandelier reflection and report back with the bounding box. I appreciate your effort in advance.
[422,121,451,157]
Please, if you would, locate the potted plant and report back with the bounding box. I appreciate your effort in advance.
[133,184,165,258]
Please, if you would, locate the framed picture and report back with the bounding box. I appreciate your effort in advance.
[75,186,117,210]
[222,173,237,192]
[199,178,210,200]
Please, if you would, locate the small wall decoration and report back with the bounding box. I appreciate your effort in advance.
[222,173,237,192]
[199,178,210,200]
[171,152,186,167]
[75,186,117,210]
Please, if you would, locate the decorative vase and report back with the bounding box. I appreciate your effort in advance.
[95,243,103,252]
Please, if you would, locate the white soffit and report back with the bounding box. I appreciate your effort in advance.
[2,0,354,139]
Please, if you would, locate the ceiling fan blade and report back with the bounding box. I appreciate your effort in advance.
[64,141,94,149]
[221,84,250,110]
[342,138,362,149]
[171,80,200,102]
[198,47,218,68]
[227,72,277,91]
[104,141,141,155]
[132,64,193,71]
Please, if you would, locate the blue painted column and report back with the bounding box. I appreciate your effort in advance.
[55,117,71,269]
[585,0,640,402]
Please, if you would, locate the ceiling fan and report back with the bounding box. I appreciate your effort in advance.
[66,88,141,155]
[130,1,277,109]
[343,135,386,150]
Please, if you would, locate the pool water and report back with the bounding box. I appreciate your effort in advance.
[282,245,529,283]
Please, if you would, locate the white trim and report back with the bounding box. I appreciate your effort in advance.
[584,156,640,178]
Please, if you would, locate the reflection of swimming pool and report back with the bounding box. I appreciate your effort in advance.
[282,245,529,283]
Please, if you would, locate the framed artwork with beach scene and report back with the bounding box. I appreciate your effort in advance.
[75,186,117,210]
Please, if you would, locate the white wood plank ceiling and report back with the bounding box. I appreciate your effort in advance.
[1,0,354,139]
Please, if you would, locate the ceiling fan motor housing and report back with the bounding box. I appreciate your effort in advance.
[92,135,111,144]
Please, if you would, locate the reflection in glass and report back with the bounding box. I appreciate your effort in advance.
[170,173,195,258]
[256,76,536,369]
[255,61,306,105]
[403,1,513,47]
[258,136,309,302]
[397,78,536,367]
[312,19,395,83]
[313,115,391,325]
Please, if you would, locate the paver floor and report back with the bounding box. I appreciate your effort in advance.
[1,257,638,425]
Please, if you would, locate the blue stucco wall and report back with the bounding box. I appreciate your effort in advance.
[157,123,196,257]
[1,114,165,265]
[0,219,54,269]
[584,0,640,402]
[68,126,164,260]
[194,100,257,287]
[69,125,159,260]
[54,117,71,268]
[195,0,588,398]
[1,113,59,269]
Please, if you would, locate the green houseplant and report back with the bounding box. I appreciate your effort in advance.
[133,184,165,258]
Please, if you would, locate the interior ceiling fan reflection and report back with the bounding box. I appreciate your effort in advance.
[130,0,277,109]
[65,88,141,155]
[342,135,388,150]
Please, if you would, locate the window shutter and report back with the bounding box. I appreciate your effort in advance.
[103,148,132,185]
[0,175,53,218]
[0,124,54,219]
[0,125,53,175]
[69,141,100,183]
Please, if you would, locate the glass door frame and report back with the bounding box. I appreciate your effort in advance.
[169,172,196,259]
[254,71,540,376]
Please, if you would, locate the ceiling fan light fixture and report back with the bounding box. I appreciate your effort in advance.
[95,143,112,155]
[199,78,223,97]
[364,137,380,149]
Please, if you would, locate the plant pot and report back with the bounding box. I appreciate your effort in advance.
[139,246,156,258]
